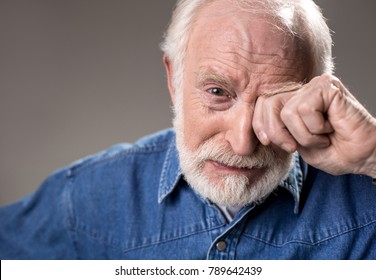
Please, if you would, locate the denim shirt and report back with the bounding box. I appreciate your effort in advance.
[1,128,376,259]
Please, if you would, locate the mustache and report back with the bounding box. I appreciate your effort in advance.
[195,140,280,169]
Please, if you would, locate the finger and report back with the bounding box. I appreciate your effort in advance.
[281,104,331,149]
[252,95,270,145]
[300,110,334,135]
[296,93,334,135]
[261,95,298,153]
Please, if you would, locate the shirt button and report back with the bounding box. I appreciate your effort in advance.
[216,241,227,251]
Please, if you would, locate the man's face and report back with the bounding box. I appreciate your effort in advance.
[171,2,308,206]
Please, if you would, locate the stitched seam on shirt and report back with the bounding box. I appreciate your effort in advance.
[121,225,225,254]
[158,139,181,202]
[68,140,171,175]
[70,223,224,253]
[242,219,376,247]
[62,175,80,258]
[158,139,173,200]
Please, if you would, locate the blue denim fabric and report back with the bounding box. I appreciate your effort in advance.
[1,128,376,259]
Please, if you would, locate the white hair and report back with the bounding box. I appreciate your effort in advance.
[160,0,334,92]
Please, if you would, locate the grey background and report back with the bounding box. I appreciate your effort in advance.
[1,0,375,205]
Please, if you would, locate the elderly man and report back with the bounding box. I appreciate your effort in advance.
[1,0,375,259]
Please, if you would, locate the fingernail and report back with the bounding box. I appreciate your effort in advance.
[258,131,269,145]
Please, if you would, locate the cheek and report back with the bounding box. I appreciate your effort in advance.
[182,93,226,151]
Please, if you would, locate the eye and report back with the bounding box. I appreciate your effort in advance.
[207,87,227,97]
[202,86,234,111]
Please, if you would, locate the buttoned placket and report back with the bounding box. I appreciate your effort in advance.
[157,133,304,259]
[206,205,255,260]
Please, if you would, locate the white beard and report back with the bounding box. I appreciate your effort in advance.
[172,96,294,207]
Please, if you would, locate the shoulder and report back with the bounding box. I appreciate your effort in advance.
[54,129,177,201]
[45,128,177,216]
[63,128,175,175]
[33,127,176,199]
[56,129,177,250]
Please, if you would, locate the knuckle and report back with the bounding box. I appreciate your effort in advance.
[280,106,295,122]
[318,73,341,89]
[297,102,312,115]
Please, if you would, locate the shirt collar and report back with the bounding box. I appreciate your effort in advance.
[158,132,305,214]
[279,152,306,214]
[158,133,182,203]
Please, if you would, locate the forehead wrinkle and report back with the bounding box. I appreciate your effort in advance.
[212,50,302,82]
[230,44,301,71]
[198,55,252,88]
[219,49,300,75]
[195,58,302,95]
[215,49,253,74]
[200,55,242,73]
[213,42,303,80]
[259,81,303,97]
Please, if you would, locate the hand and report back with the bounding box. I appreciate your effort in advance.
[253,74,376,177]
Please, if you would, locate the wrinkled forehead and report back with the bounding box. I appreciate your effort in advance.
[186,1,310,80]
[191,2,299,57]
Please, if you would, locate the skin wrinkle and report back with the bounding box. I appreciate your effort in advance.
[214,41,301,68]
[224,52,299,72]
[218,24,310,78]
[196,52,302,96]
[225,44,300,68]
[164,1,376,209]
[170,1,311,206]
[200,56,245,73]
[196,61,251,95]
[213,52,300,78]
[195,70,235,94]
[195,65,302,104]
[196,42,304,87]
[261,82,303,97]
[188,10,306,77]
[196,65,246,89]
[195,67,302,104]
[185,12,307,92]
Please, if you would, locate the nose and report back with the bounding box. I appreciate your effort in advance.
[225,103,259,156]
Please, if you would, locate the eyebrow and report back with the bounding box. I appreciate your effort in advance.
[195,68,234,90]
[195,68,303,96]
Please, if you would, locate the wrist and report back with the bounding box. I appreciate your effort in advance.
[358,117,376,179]
[366,150,376,178]
[366,119,376,179]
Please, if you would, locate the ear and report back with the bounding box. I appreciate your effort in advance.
[163,54,176,105]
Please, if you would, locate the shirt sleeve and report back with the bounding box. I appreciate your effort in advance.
[0,169,77,259]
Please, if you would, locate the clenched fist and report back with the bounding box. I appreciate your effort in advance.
[253,74,376,177]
